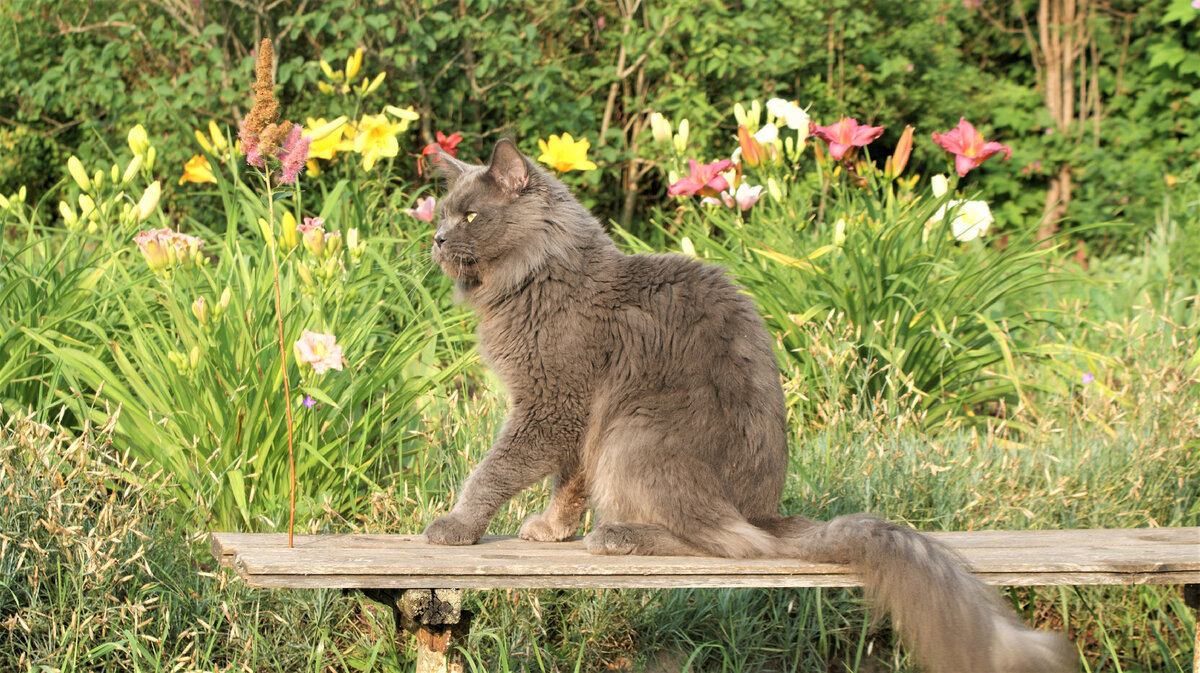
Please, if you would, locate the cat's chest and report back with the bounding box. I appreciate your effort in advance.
[477,301,598,393]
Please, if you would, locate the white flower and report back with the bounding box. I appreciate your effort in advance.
[766,98,810,130]
[929,199,994,242]
[754,124,779,144]
[931,174,949,197]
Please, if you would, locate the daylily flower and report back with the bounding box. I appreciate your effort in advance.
[423,130,463,158]
[304,117,348,161]
[418,130,464,175]
[384,105,420,130]
[405,196,436,223]
[298,216,326,255]
[537,133,598,172]
[721,182,764,211]
[932,117,1012,176]
[668,159,734,197]
[811,117,884,161]
[929,199,994,242]
[294,330,345,375]
[765,98,810,130]
[179,155,217,185]
[353,113,405,170]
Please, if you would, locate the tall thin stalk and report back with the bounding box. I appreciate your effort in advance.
[264,177,297,547]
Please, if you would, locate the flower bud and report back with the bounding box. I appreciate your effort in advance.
[304,226,326,256]
[931,174,949,198]
[78,194,98,221]
[364,71,386,94]
[92,169,105,190]
[281,211,300,251]
[649,112,672,145]
[673,119,689,154]
[127,124,150,157]
[296,262,315,288]
[258,218,273,241]
[325,231,343,257]
[17,186,25,203]
[346,48,363,81]
[110,164,120,184]
[122,155,143,184]
[833,218,847,247]
[320,59,338,81]
[209,120,228,151]
[218,286,232,313]
[136,181,161,221]
[67,156,91,192]
[0,193,9,211]
[145,146,157,172]
[680,236,696,257]
[59,201,79,229]
[194,128,214,154]
[189,346,200,370]
[318,81,335,95]
[347,227,359,252]
[192,296,209,324]
[767,177,783,202]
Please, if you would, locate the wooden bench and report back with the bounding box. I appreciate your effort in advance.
[212,527,1200,671]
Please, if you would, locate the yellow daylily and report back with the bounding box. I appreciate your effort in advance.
[353,114,405,170]
[179,155,217,185]
[536,133,598,173]
[304,116,349,161]
[384,105,420,132]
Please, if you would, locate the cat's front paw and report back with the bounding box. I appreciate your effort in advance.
[423,514,483,546]
[519,513,576,542]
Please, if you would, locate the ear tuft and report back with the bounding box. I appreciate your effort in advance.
[433,147,472,183]
[487,139,529,196]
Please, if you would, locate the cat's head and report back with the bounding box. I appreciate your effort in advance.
[430,139,598,299]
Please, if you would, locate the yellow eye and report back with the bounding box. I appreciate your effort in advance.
[464,211,477,223]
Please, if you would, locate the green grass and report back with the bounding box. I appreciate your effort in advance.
[3,287,1195,671]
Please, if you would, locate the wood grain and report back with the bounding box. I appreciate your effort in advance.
[210,527,1200,590]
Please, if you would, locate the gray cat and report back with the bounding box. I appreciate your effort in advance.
[423,139,1073,673]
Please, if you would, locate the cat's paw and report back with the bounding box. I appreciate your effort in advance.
[584,524,637,555]
[423,514,483,546]
[518,514,575,542]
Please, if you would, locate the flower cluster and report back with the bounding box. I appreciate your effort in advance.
[238,39,311,184]
[133,227,206,272]
[58,127,160,233]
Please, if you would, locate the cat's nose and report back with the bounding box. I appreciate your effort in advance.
[433,229,447,246]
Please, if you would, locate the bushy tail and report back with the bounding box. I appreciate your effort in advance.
[779,513,1075,673]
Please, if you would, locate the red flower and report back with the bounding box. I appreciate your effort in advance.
[668,159,733,197]
[932,117,1012,176]
[419,131,464,175]
[810,117,884,161]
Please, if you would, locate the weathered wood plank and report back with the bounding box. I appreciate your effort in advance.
[210,527,1200,589]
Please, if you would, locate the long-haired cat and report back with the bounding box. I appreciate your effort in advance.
[423,139,1073,673]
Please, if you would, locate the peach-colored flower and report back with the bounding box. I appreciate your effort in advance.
[293,330,345,374]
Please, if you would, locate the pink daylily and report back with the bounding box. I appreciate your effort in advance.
[405,196,436,223]
[668,159,734,197]
[810,117,884,161]
[294,330,345,375]
[932,117,1012,176]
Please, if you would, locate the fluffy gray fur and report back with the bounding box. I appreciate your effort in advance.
[424,139,1075,673]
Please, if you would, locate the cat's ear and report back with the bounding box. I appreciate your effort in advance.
[486,139,530,197]
[433,148,472,184]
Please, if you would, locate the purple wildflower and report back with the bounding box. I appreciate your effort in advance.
[1081,372,1095,385]
[303,395,316,408]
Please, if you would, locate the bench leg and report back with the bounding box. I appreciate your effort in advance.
[360,588,473,673]
[1185,585,1198,673]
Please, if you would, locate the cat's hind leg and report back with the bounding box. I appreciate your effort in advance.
[519,473,588,542]
[585,521,703,556]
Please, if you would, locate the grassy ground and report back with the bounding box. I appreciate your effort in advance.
[2,288,1196,672]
